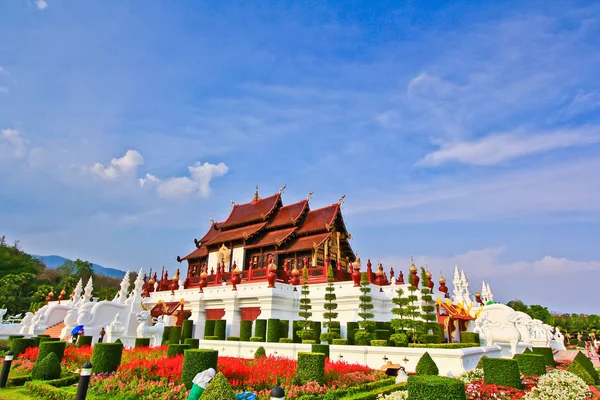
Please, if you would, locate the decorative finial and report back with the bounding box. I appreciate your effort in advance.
[231,200,236,207]
[209,218,215,225]
[253,185,259,202]
[439,269,446,284]
[338,194,346,206]
[306,189,314,201]
[279,184,287,194]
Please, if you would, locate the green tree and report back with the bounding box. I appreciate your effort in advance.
[296,265,313,341]
[507,300,529,313]
[419,267,439,339]
[321,264,339,343]
[405,268,422,342]
[73,259,94,282]
[355,272,375,344]
[527,305,555,326]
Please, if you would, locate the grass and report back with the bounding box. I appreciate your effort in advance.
[0,387,33,400]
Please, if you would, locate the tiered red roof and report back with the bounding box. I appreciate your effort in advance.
[220,194,281,229]
[296,204,338,235]
[277,232,331,253]
[245,227,297,249]
[265,200,307,229]
[204,222,267,246]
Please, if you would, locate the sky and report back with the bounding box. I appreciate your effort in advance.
[1,1,600,313]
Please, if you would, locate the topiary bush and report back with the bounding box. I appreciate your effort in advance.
[513,354,547,376]
[37,341,66,363]
[302,340,316,344]
[32,352,62,381]
[346,322,359,345]
[240,320,253,341]
[279,320,290,339]
[483,357,522,389]
[415,352,439,376]
[254,346,266,359]
[181,319,193,341]
[249,336,264,342]
[226,336,240,341]
[162,326,172,345]
[91,343,123,374]
[567,360,595,384]
[204,320,216,339]
[169,325,182,344]
[255,319,267,342]
[167,344,191,358]
[572,351,598,382]
[267,319,281,343]
[390,332,408,347]
[292,320,301,343]
[460,332,480,345]
[332,339,348,345]
[279,338,293,343]
[476,356,488,369]
[135,338,151,347]
[532,347,556,368]
[296,352,326,384]
[28,337,41,348]
[407,375,466,400]
[311,321,322,344]
[201,371,236,400]
[420,334,442,344]
[77,335,93,347]
[375,329,391,342]
[181,349,218,389]
[311,344,330,358]
[523,347,533,354]
[214,320,226,340]
[10,338,35,358]
[8,335,24,341]
[204,336,219,340]
[38,337,58,345]
[370,340,387,346]
[184,338,200,348]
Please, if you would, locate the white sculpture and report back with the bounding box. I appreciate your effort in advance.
[395,367,408,384]
[70,279,83,306]
[514,311,533,344]
[551,327,567,351]
[481,281,489,303]
[108,313,125,332]
[18,312,34,334]
[82,277,94,304]
[460,270,472,308]
[475,304,522,355]
[117,271,130,304]
[136,310,165,347]
[486,283,494,302]
[0,309,6,323]
[452,266,464,304]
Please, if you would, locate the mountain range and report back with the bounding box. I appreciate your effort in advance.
[33,255,127,279]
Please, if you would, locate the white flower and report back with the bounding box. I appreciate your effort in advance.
[378,390,409,400]
[457,368,485,383]
[522,369,591,400]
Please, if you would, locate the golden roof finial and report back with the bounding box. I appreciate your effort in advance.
[279,184,287,194]
[439,269,446,284]
[253,185,259,202]
[338,194,346,206]
[409,255,416,273]
[230,200,236,207]
[209,218,215,225]
[306,189,314,201]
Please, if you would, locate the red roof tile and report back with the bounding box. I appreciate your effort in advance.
[245,227,297,249]
[296,204,339,235]
[220,194,281,229]
[265,200,308,229]
[204,222,267,246]
[198,222,222,244]
[181,246,208,261]
[277,232,331,253]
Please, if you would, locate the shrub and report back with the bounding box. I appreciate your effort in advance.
[307,377,396,400]
[77,335,93,347]
[332,339,348,345]
[204,335,219,340]
[7,375,32,386]
[184,338,200,348]
[240,320,253,341]
[476,356,488,369]
[567,360,595,384]
[91,343,123,374]
[38,337,57,345]
[32,352,62,381]
[371,340,387,346]
[375,329,391,341]
[513,354,547,376]
[204,320,216,339]
[341,383,406,399]
[169,325,182,344]
[292,320,301,343]
[254,346,266,359]
[162,326,171,344]
[8,335,24,341]
[267,319,281,343]
[25,381,76,400]
[167,343,191,358]
[135,338,151,347]
[311,344,330,358]
[296,352,326,384]
[409,343,479,349]
[279,338,293,343]
[311,321,322,344]
[182,320,194,340]
[29,337,41,348]
[226,336,240,341]
[572,351,598,382]
[483,357,522,389]
[390,333,408,347]
[523,347,533,354]
[302,340,316,344]
[532,347,556,368]
[10,338,35,358]
[407,375,466,400]
[181,349,218,389]
[255,319,267,341]
[37,341,66,363]
[249,337,263,342]
[214,320,226,340]
[355,330,373,345]
[280,320,290,339]
[415,352,439,376]
[201,371,236,400]
[460,332,480,344]
[420,334,441,344]
[525,369,591,399]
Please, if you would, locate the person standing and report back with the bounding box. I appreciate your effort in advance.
[99,327,106,343]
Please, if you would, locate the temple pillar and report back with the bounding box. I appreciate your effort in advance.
[189,298,206,339]
[224,295,241,338]
[336,232,341,260]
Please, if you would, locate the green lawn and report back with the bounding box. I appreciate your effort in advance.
[0,387,33,400]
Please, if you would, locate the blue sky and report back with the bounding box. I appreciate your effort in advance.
[1,1,600,313]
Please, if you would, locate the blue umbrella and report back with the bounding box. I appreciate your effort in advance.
[71,325,84,335]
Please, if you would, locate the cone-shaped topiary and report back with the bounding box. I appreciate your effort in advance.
[181,349,218,389]
[201,372,236,400]
[254,346,266,359]
[415,352,439,376]
[37,341,66,363]
[568,360,595,384]
[32,352,62,380]
[523,347,533,354]
[91,343,123,374]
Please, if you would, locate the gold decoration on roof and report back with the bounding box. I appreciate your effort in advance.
[279,184,287,194]
[306,190,314,201]
[439,270,446,284]
[409,256,417,273]
[425,265,432,279]
[337,194,346,206]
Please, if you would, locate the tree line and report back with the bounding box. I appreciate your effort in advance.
[507,299,600,333]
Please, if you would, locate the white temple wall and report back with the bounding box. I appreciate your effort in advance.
[207,251,219,272]
[231,247,244,270]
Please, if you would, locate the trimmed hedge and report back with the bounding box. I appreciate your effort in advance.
[184,338,200,348]
[476,356,487,369]
[226,336,240,341]
[296,377,397,400]
[91,342,123,374]
[7,375,32,387]
[10,338,35,358]
[280,319,290,339]
[204,336,219,340]
[312,344,330,358]
[460,332,480,344]
[77,335,93,347]
[25,381,73,400]
[181,349,219,389]
[214,320,226,340]
[167,343,191,357]
[532,347,556,368]
[32,352,62,380]
[375,329,391,341]
[332,339,348,345]
[567,359,595,384]
[371,340,387,346]
[292,320,301,343]
[267,318,281,343]
[415,352,439,376]
[279,338,293,343]
[254,346,266,359]
[204,320,216,339]
[8,335,24,341]
[347,322,359,345]
[240,320,253,341]
[513,354,547,376]
[202,371,236,400]
[255,319,267,342]
[162,326,172,345]
[483,357,522,389]
[420,334,441,344]
[390,333,408,347]
[38,337,58,345]
[311,321,322,344]
[182,320,193,341]
[409,343,479,349]
[337,384,406,400]
[302,340,316,344]
[249,336,263,342]
[29,337,41,348]
[573,351,599,383]
[169,325,182,344]
[135,338,151,347]
[407,375,466,400]
[37,341,66,363]
[296,352,326,384]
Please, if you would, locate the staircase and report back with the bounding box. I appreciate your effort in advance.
[44,321,65,339]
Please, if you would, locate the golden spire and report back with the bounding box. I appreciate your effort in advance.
[439,269,446,284]
[425,264,432,279]
[60,287,66,295]
[231,200,236,207]
[338,194,346,206]
[253,185,259,202]
[279,184,287,194]
[306,189,314,201]
[409,255,417,273]
[209,218,215,225]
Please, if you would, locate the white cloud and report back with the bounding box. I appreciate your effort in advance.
[0,128,26,158]
[35,0,48,10]
[0,87,8,94]
[139,161,229,199]
[417,127,600,166]
[91,150,144,180]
